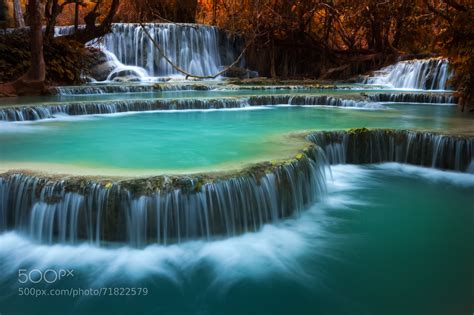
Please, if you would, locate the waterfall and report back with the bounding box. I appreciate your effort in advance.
[0,98,248,121]
[51,82,213,95]
[1,128,473,246]
[368,93,456,104]
[56,23,243,79]
[102,23,241,77]
[50,84,330,96]
[364,58,452,90]
[0,148,328,246]
[308,129,474,172]
[0,95,382,122]
[247,95,383,108]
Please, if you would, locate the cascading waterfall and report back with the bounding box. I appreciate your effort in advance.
[103,23,241,77]
[51,83,213,95]
[368,92,456,104]
[0,95,382,122]
[364,58,452,90]
[308,128,474,172]
[50,84,329,96]
[102,49,149,81]
[56,23,243,79]
[0,98,248,121]
[0,148,328,246]
[247,95,383,108]
[2,128,472,247]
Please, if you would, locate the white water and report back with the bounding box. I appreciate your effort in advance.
[308,129,474,173]
[0,164,472,286]
[0,151,329,246]
[56,23,242,81]
[364,58,452,90]
[101,49,149,81]
[0,165,379,285]
[0,95,385,122]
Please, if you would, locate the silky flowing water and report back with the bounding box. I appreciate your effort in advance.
[0,164,472,315]
[0,27,472,314]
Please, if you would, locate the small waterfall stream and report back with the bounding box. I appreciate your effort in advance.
[308,129,474,172]
[364,58,452,90]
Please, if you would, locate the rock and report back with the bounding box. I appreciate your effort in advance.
[84,48,118,82]
[90,61,118,82]
[222,66,259,79]
[111,75,142,83]
[191,84,210,90]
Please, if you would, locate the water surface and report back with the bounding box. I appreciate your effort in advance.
[0,164,472,315]
[1,104,471,174]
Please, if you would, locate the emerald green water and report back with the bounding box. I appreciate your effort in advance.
[1,164,472,315]
[1,89,473,315]
[0,104,471,173]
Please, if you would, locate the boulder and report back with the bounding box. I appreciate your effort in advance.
[84,48,118,82]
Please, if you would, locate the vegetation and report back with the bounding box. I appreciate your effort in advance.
[427,0,474,111]
[0,33,85,85]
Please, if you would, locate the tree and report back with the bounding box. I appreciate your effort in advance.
[69,0,120,43]
[26,0,46,82]
[0,0,46,96]
[44,0,86,38]
[13,0,25,27]
[197,0,455,78]
[0,0,6,23]
[117,0,198,23]
[426,0,474,111]
[44,0,119,43]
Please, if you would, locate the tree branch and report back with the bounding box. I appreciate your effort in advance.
[138,22,255,79]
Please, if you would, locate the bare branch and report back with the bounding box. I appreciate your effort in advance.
[138,22,255,79]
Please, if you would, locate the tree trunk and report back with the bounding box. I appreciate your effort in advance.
[74,2,78,30]
[270,38,277,78]
[0,0,46,96]
[0,0,6,22]
[70,0,119,43]
[212,0,217,24]
[14,0,25,28]
[25,0,46,81]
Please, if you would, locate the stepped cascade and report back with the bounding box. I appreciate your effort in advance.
[1,128,473,247]
[1,90,460,122]
[1,2,473,314]
[364,58,452,90]
[0,149,328,246]
[0,95,386,121]
[0,28,468,249]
